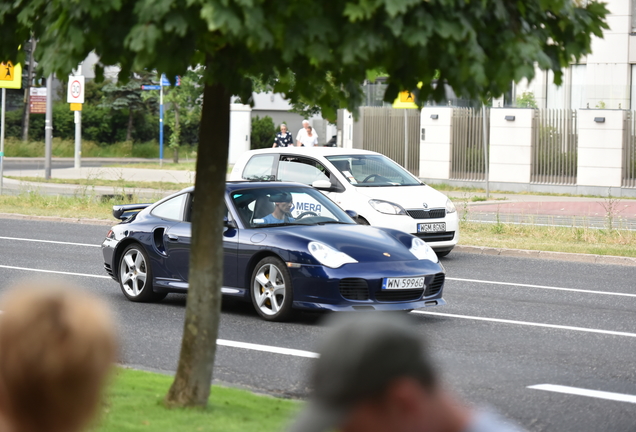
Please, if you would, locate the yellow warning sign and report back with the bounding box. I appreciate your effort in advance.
[393,91,418,109]
[70,103,82,111]
[0,61,22,89]
[399,91,415,103]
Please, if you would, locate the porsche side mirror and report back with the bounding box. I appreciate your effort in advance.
[224,216,236,228]
[345,210,358,220]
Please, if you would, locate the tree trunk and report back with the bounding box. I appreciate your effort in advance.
[164,80,230,407]
[126,108,133,141]
[173,102,180,164]
[21,38,36,142]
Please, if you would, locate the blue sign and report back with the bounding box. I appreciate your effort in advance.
[160,74,180,87]
[141,85,161,90]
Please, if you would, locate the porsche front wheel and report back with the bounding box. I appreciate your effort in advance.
[250,257,294,321]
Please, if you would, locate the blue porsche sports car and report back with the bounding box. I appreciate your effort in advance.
[101,182,446,321]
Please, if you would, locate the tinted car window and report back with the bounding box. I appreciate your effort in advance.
[242,154,277,180]
[151,194,187,221]
[277,157,330,185]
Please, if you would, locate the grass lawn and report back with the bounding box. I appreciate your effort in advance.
[92,368,300,432]
[6,176,193,191]
[106,161,198,171]
[459,221,636,257]
[0,193,156,220]
[106,161,234,173]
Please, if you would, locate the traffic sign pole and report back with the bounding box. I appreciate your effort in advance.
[159,82,164,167]
[1,88,5,195]
[141,74,179,167]
[74,65,83,169]
[45,74,53,180]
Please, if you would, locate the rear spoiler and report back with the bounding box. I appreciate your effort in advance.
[112,203,152,220]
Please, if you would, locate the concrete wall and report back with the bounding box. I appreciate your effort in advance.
[342,110,354,149]
[228,104,251,165]
[419,107,452,179]
[488,108,534,183]
[577,109,625,188]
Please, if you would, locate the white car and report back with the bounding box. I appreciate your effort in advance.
[230,148,458,256]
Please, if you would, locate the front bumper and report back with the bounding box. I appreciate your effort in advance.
[288,260,446,312]
[364,210,459,250]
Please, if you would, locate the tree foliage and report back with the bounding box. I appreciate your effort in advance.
[0,0,608,409]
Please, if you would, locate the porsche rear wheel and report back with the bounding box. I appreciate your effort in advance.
[250,257,293,321]
[118,244,166,302]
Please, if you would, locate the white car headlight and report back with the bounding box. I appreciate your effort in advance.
[409,237,439,262]
[369,199,407,215]
[308,242,358,268]
[446,198,457,214]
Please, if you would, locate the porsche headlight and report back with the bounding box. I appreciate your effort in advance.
[445,198,457,214]
[308,242,358,268]
[369,199,407,215]
[409,237,439,262]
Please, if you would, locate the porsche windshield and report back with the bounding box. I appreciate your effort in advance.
[231,186,355,228]
[326,154,422,187]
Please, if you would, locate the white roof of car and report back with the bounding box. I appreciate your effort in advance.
[243,147,379,158]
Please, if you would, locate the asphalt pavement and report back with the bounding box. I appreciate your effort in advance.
[0,217,635,431]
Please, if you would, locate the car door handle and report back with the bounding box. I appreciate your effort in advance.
[167,233,179,241]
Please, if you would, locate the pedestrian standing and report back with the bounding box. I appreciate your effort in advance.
[273,124,294,148]
[299,125,318,147]
[296,120,318,146]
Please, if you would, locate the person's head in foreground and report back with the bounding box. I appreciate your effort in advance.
[289,313,524,432]
[0,281,118,432]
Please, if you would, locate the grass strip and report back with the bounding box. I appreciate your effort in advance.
[6,176,193,191]
[105,161,198,171]
[459,221,636,258]
[0,193,157,220]
[91,368,299,432]
[106,162,234,173]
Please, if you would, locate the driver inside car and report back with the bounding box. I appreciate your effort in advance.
[261,192,296,224]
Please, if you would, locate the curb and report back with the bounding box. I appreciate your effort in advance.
[454,245,636,267]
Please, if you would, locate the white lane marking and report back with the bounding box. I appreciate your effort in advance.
[217,339,319,358]
[0,264,110,279]
[412,311,636,338]
[528,384,636,404]
[0,236,100,248]
[447,277,636,298]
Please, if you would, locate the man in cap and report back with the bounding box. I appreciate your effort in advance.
[261,191,295,224]
[288,313,525,432]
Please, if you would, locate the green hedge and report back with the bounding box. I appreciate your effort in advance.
[3,104,198,146]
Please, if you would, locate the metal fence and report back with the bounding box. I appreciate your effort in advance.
[352,107,421,175]
[450,107,488,181]
[624,111,636,188]
[531,109,578,185]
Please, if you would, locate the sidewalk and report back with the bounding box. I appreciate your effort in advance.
[445,191,636,230]
[1,166,194,199]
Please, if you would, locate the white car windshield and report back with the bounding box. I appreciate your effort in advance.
[326,155,422,187]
